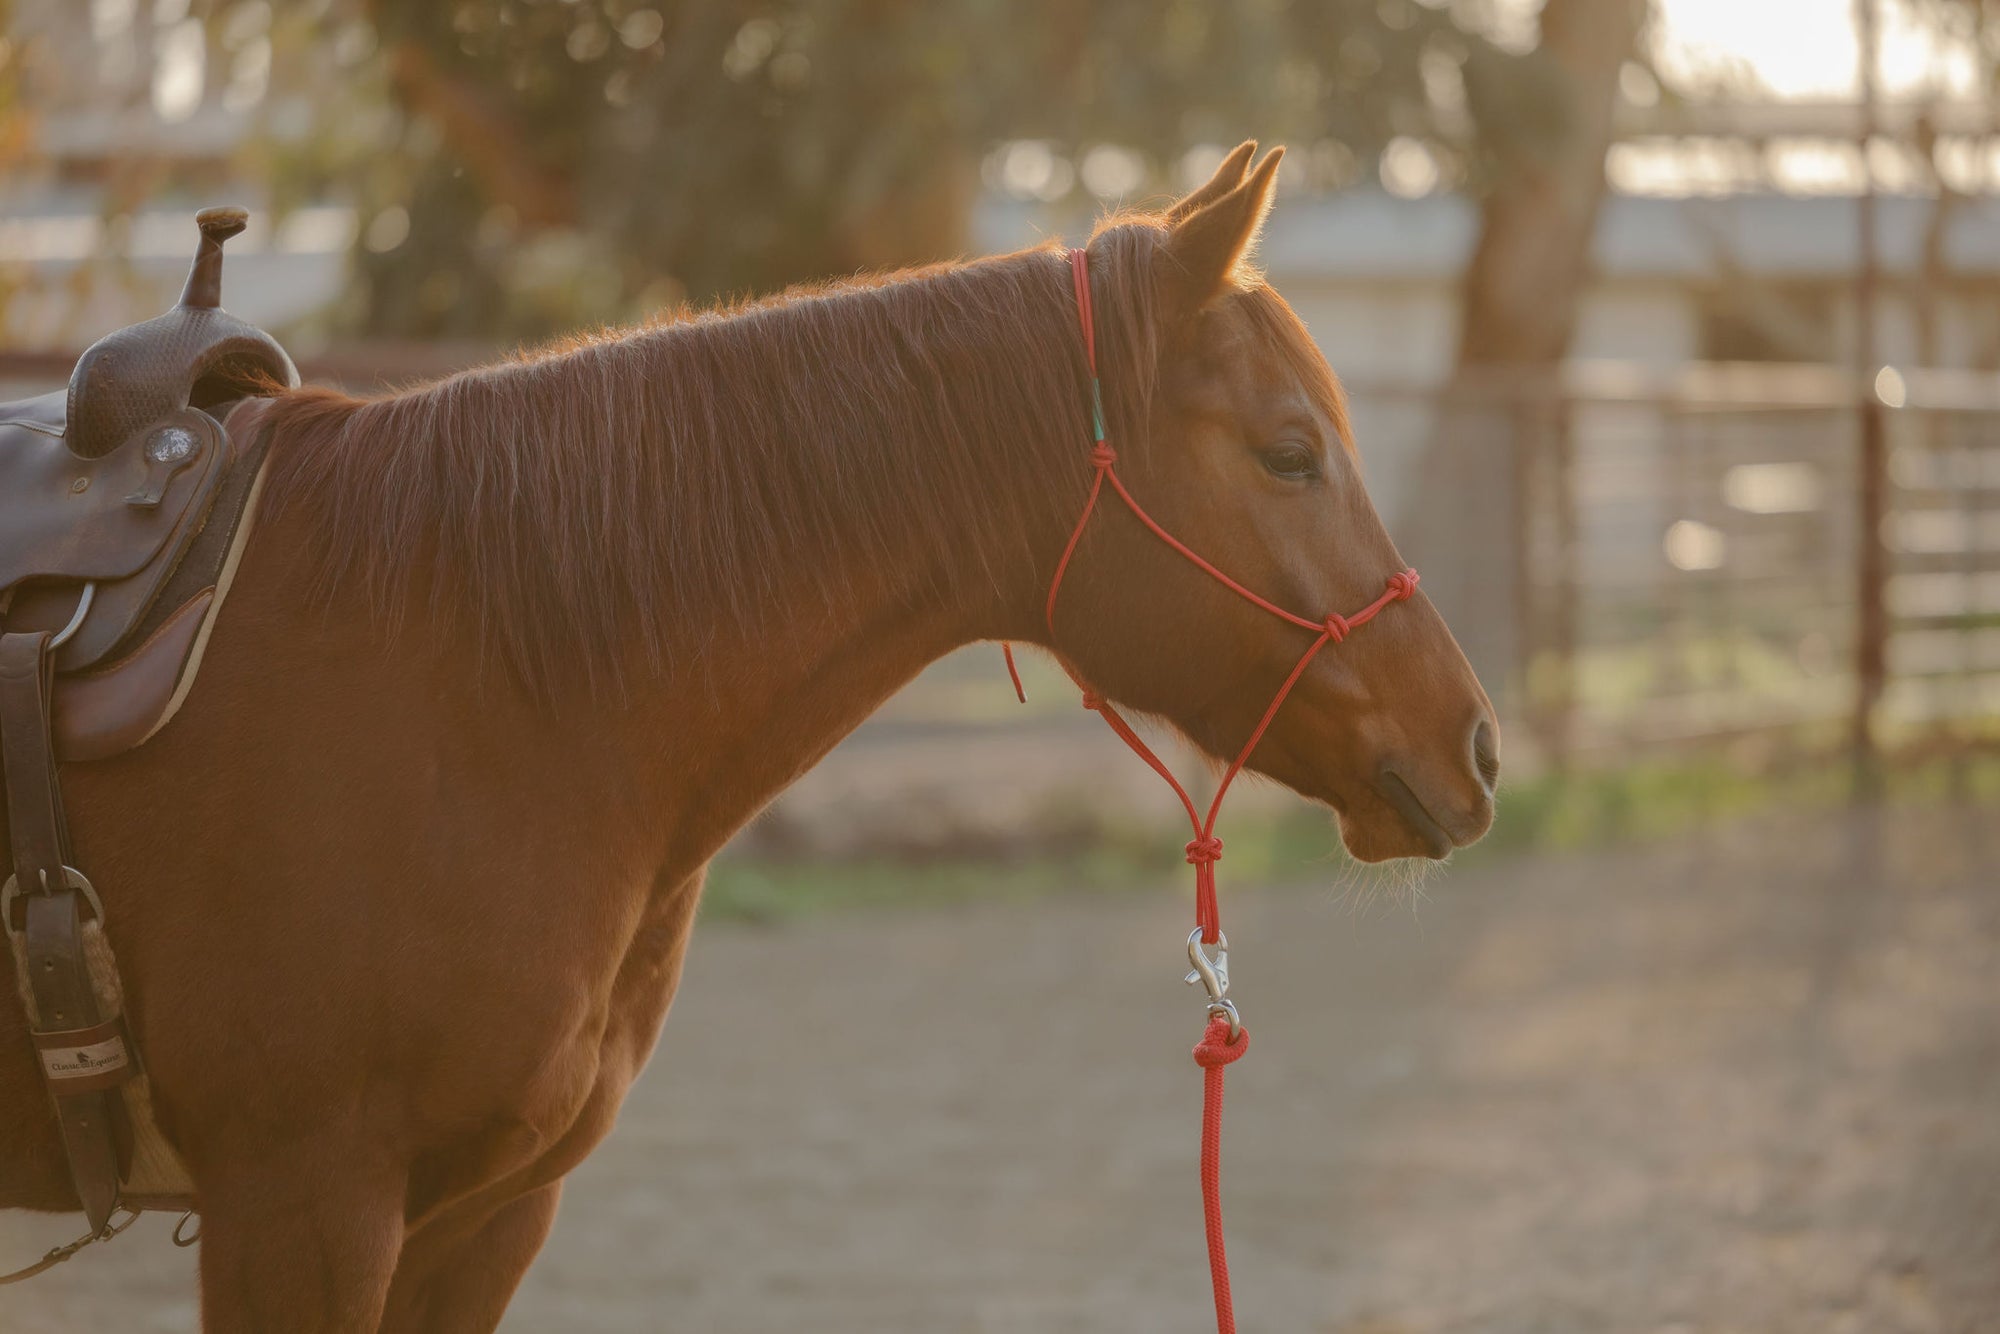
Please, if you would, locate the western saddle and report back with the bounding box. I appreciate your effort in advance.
[1,207,293,1259]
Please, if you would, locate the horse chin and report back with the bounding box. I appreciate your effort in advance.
[1333,804,1456,864]
[1194,704,1474,864]
[1254,750,1457,864]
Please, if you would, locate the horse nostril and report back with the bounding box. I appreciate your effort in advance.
[1472,719,1500,793]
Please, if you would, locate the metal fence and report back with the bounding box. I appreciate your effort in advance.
[1357,363,2000,774]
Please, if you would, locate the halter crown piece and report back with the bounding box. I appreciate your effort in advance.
[1001,247,1421,1334]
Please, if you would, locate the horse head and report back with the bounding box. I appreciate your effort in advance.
[1040,145,1498,863]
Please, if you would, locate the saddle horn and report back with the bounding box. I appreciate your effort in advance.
[63,205,299,459]
[180,206,248,310]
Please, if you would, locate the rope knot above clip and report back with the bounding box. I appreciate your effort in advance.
[1192,1014,1250,1068]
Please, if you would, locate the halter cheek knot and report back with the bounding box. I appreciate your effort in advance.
[1386,569,1420,601]
[1184,835,1224,866]
[1080,689,1106,712]
[1321,613,1351,643]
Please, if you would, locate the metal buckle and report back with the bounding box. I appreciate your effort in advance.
[1,866,105,939]
[1185,927,1242,1042]
[172,1210,201,1247]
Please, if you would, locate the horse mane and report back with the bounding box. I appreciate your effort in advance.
[258,214,1277,696]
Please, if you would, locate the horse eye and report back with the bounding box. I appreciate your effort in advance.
[1258,441,1320,481]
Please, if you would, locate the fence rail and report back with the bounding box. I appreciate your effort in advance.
[1355,364,2000,774]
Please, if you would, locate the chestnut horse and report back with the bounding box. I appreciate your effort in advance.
[0,145,1495,1329]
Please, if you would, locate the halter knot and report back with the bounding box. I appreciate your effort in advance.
[1386,569,1420,601]
[1192,1013,1249,1068]
[1184,835,1224,866]
[1322,613,1351,643]
[1080,689,1106,712]
[1089,442,1118,469]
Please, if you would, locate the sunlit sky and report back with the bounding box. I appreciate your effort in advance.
[1447,0,1995,198]
[1652,0,1978,99]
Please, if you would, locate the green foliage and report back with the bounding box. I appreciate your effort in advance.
[231,0,1556,338]
[701,747,2000,922]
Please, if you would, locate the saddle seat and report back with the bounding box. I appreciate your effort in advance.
[0,206,292,762]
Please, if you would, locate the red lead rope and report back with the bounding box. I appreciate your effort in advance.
[1001,248,1421,1334]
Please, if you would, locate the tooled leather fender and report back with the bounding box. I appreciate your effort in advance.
[0,406,227,672]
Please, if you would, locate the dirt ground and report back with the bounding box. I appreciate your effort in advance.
[4,804,1996,1333]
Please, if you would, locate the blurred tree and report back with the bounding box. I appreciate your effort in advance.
[220,0,1565,338]
[1453,0,1646,369]
[1402,0,1648,720]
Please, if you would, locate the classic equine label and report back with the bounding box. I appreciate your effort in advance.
[39,1035,130,1082]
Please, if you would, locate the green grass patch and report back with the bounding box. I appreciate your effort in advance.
[702,748,2000,924]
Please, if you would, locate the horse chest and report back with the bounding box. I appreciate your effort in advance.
[416,873,699,1203]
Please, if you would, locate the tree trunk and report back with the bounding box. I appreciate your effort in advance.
[1404,0,1646,734]
[1455,0,1646,369]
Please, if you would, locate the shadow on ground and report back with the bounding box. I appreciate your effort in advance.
[4,804,1996,1332]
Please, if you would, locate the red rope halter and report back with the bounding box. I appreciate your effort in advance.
[1003,247,1421,1334]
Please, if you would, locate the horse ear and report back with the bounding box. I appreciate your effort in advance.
[1160,146,1283,315]
[1164,141,1257,225]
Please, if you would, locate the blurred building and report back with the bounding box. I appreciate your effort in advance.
[984,186,2000,387]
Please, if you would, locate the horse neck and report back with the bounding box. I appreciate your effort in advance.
[605,254,1089,864]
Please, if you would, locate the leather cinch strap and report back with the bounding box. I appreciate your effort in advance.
[1,630,130,1232]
